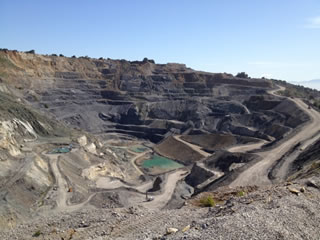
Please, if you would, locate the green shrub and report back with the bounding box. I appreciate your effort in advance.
[32,230,42,237]
[199,195,215,207]
[237,190,246,197]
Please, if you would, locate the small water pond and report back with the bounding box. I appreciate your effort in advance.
[142,155,183,170]
[48,146,71,154]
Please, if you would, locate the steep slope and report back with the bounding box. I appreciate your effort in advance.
[0,87,129,228]
[0,49,308,147]
[0,90,72,225]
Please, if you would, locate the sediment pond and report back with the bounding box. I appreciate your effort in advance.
[142,155,183,170]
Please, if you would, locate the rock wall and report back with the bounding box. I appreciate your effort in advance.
[0,49,308,144]
[185,163,215,187]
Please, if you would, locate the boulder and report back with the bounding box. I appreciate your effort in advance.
[166,228,178,234]
[77,135,88,147]
[85,143,97,155]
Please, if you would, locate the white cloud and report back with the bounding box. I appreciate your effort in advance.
[305,16,320,29]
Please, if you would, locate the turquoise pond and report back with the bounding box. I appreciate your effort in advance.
[142,155,184,170]
[48,147,71,154]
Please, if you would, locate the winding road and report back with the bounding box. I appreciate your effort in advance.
[49,156,68,209]
[96,168,188,210]
[127,149,152,176]
[230,86,320,187]
[142,169,188,209]
[44,140,190,212]
[46,151,95,212]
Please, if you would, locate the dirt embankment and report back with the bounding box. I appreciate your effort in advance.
[289,138,320,177]
[181,134,236,151]
[153,136,204,165]
[181,133,259,152]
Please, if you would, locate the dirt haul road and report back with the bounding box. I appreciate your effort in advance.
[142,169,188,210]
[127,149,152,176]
[230,86,320,187]
[96,169,188,210]
[47,151,95,212]
[50,156,68,209]
[228,140,267,153]
[173,135,211,158]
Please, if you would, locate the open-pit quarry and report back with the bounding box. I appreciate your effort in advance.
[0,50,320,239]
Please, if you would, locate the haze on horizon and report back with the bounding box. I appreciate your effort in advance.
[1,0,320,83]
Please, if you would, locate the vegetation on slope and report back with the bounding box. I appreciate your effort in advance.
[273,79,320,110]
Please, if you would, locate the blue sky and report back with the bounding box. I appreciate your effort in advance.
[1,0,320,82]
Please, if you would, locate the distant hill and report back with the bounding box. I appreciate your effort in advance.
[291,79,320,90]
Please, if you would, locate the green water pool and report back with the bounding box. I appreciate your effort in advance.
[142,155,183,170]
[48,147,71,154]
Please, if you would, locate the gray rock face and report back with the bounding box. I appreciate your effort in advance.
[0,50,309,143]
[149,176,163,192]
[291,139,320,172]
[185,163,215,187]
[17,60,306,144]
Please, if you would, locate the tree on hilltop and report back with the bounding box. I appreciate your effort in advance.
[236,72,249,78]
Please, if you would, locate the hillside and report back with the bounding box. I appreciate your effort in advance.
[291,79,320,91]
[0,49,307,144]
[0,49,320,239]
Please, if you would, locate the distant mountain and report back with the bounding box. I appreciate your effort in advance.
[291,79,320,91]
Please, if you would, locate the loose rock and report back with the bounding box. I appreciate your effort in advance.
[166,228,178,234]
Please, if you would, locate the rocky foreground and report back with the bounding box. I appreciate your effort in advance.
[1,176,319,240]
